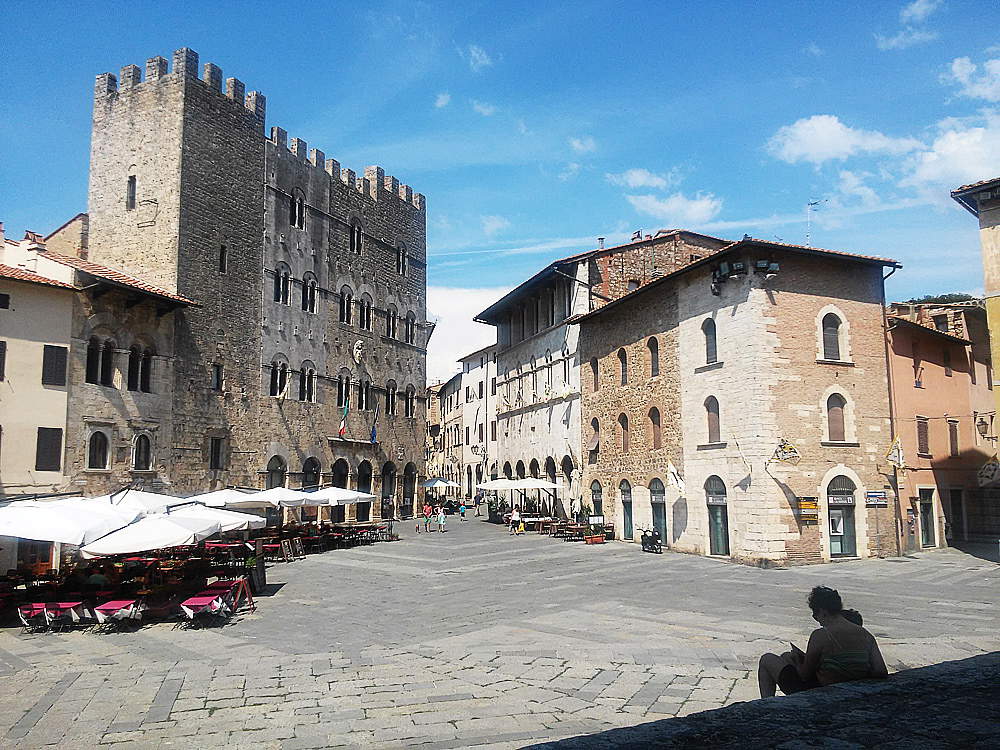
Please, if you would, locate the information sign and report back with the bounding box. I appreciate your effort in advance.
[865,491,889,507]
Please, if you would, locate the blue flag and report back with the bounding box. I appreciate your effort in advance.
[370,401,380,443]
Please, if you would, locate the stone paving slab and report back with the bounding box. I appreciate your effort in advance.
[0,519,997,747]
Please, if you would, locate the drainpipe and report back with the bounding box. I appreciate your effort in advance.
[882,266,902,556]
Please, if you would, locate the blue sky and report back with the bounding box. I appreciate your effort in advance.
[2,0,998,380]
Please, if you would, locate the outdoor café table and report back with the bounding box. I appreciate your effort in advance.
[94,599,144,624]
[39,601,88,628]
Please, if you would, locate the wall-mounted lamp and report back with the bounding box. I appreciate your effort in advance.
[977,416,996,442]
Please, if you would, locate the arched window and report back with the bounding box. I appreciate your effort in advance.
[647,337,660,377]
[350,220,364,255]
[127,346,142,391]
[822,313,842,361]
[289,190,305,230]
[590,480,603,515]
[298,363,316,402]
[269,359,289,397]
[356,460,373,493]
[396,243,408,275]
[385,380,397,415]
[86,337,101,384]
[404,385,416,417]
[359,295,373,331]
[331,458,349,488]
[705,396,720,443]
[358,380,371,411]
[827,393,847,442]
[618,413,630,452]
[828,474,856,497]
[266,455,287,488]
[503,462,513,479]
[515,460,526,479]
[403,463,417,504]
[88,431,109,470]
[140,348,153,393]
[705,475,729,555]
[301,275,317,313]
[618,348,628,385]
[619,479,632,502]
[404,312,416,344]
[649,407,662,449]
[587,418,600,462]
[562,350,571,386]
[381,461,397,502]
[100,340,116,387]
[385,305,398,338]
[336,371,350,408]
[301,457,321,489]
[273,265,291,305]
[703,318,717,364]
[705,475,727,499]
[339,286,353,324]
[133,434,151,471]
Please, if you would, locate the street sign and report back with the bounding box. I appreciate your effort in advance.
[865,491,889,507]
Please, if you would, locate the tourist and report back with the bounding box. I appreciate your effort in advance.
[510,506,521,535]
[437,506,447,532]
[757,586,888,698]
[423,502,433,532]
[474,491,483,516]
[86,567,111,586]
[459,501,467,521]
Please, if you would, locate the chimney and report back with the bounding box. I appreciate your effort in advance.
[597,237,605,250]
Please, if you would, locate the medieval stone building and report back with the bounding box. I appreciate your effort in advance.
[44,48,428,516]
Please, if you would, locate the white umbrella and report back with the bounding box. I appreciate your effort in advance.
[81,514,222,557]
[0,500,136,546]
[477,478,517,491]
[88,489,179,514]
[510,478,560,490]
[167,504,267,532]
[421,477,461,489]
[253,487,311,507]
[307,486,377,505]
[189,488,267,510]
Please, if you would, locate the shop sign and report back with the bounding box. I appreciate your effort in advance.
[796,497,819,521]
[707,495,727,505]
[828,495,855,505]
[865,491,889,507]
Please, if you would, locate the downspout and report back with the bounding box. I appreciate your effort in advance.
[881,265,901,556]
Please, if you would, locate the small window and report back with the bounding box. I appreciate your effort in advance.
[0,340,6,380]
[0,293,10,309]
[100,340,116,387]
[386,382,397,415]
[827,394,846,442]
[649,407,662,449]
[404,312,416,344]
[627,279,640,292]
[705,396,721,443]
[140,349,153,393]
[490,420,497,441]
[127,347,142,391]
[211,363,224,392]
[917,417,930,455]
[618,413,629,453]
[133,434,151,471]
[385,306,398,338]
[350,221,364,255]
[85,337,101,384]
[269,361,288,397]
[297,367,315,402]
[590,480,603,516]
[88,431,110,470]
[360,296,373,330]
[218,244,228,273]
[943,348,952,377]
[933,314,949,333]
[405,386,416,418]
[822,313,842,361]
[397,243,408,275]
[618,348,628,385]
[648,337,660,377]
[289,192,305,229]
[465,427,470,445]
[703,318,718,364]
[339,287,354,324]
[35,427,62,472]
[302,277,318,313]
[126,175,137,210]
[209,437,225,470]
[41,345,68,386]
[590,357,599,391]
[336,374,349,408]
[948,420,959,457]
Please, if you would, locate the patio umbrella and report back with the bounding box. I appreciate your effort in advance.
[253,487,311,507]
[420,477,461,489]
[0,500,136,546]
[189,488,268,510]
[477,478,517,491]
[81,514,222,557]
[509,478,560,490]
[167,504,267,532]
[88,489,179,514]
[307,486,377,505]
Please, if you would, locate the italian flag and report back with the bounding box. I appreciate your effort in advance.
[339,393,350,437]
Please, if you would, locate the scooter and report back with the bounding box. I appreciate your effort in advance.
[639,526,662,554]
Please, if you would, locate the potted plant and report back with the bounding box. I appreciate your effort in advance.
[584,521,605,544]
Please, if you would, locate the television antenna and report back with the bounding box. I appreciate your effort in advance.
[805,199,827,246]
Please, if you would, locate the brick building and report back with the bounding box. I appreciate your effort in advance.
[14,48,428,517]
[576,238,902,565]
[886,301,998,547]
[475,231,728,516]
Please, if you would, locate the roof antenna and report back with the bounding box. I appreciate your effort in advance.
[805,199,827,246]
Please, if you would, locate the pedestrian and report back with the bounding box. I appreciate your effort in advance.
[459,501,467,521]
[510,506,521,535]
[423,501,433,532]
[474,491,483,516]
[437,506,447,532]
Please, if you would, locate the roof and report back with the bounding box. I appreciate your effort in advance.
[0,263,76,291]
[573,237,901,324]
[888,316,971,345]
[458,342,497,362]
[41,250,196,306]
[474,229,730,324]
[951,177,1000,217]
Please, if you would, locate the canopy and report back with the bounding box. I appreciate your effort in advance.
[167,504,267,532]
[88,489,180,514]
[477,478,517,490]
[0,499,137,546]
[420,477,461,489]
[253,487,311,507]
[81,514,222,557]
[512,478,560,490]
[189,488,270,510]
[307,486,376,505]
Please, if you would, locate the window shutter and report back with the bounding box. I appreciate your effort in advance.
[827,395,846,442]
[0,340,6,381]
[41,345,68,386]
[948,421,959,457]
[917,418,930,455]
[35,427,62,471]
[822,314,841,360]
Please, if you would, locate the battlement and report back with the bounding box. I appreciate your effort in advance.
[94,47,266,131]
[267,126,425,213]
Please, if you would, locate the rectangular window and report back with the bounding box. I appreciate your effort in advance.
[478,423,484,442]
[41,345,68,386]
[478,381,484,399]
[209,437,225,470]
[35,427,62,471]
[219,244,228,273]
[943,348,952,377]
[465,426,470,445]
[126,175,137,210]
[490,420,496,442]
[917,417,930,455]
[0,340,6,380]
[211,363,224,392]
[948,420,959,457]
[491,377,496,396]
[0,293,9,309]
[933,314,948,332]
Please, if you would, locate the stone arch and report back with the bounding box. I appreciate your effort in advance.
[815,303,853,362]
[265,455,287,488]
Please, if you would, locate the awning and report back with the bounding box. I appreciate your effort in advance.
[306,486,377,505]
[87,489,180,514]
[0,499,137,546]
[167,504,267,532]
[421,477,461,489]
[189,488,271,510]
[81,515,222,557]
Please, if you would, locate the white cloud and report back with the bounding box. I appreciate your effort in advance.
[626,192,723,225]
[875,27,937,50]
[900,0,941,24]
[569,136,596,153]
[471,99,497,116]
[901,111,1000,196]
[426,286,509,384]
[767,114,923,165]
[803,42,824,57]
[835,170,880,208]
[558,162,581,181]
[462,44,494,72]
[606,168,678,189]
[480,215,511,237]
[434,92,451,108]
[943,57,1000,102]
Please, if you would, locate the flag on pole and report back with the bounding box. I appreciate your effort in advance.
[885,436,904,469]
[370,401,380,444]
[338,393,350,437]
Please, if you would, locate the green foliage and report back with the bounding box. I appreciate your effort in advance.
[902,293,976,304]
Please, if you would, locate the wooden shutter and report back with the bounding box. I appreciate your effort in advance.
[827,395,846,442]
[706,397,720,443]
[949,421,959,457]
[41,345,68,386]
[822,314,841,361]
[703,320,717,364]
[917,418,930,455]
[0,340,6,381]
[35,427,62,471]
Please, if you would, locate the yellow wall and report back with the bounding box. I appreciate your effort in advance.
[978,200,1000,416]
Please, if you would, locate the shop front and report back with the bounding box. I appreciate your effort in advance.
[705,475,729,556]
[827,475,857,558]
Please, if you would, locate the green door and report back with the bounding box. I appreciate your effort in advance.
[652,502,667,545]
[708,504,729,555]
[623,501,633,540]
[919,489,935,547]
[829,506,856,557]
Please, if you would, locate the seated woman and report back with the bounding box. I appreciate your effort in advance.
[758,586,888,698]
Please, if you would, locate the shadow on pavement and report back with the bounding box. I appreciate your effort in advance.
[951,541,1000,564]
[526,652,1000,750]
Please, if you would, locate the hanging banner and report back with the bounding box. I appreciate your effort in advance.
[772,438,801,464]
[977,455,1000,487]
[885,437,905,470]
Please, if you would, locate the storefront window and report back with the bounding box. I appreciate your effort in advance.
[827,475,857,557]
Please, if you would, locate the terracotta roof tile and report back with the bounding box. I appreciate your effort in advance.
[887,315,971,345]
[0,263,76,290]
[951,177,1000,195]
[41,251,196,306]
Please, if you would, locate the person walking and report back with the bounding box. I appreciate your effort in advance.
[474,491,483,517]
[459,501,467,521]
[510,506,521,535]
[437,506,447,532]
[422,502,433,532]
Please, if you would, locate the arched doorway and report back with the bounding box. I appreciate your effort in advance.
[705,475,729,556]
[266,456,287,489]
[403,462,417,518]
[301,457,321,489]
[515,460,526,478]
[827,475,857,558]
[356,461,373,521]
[331,459,349,488]
[561,455,574,520]
[649,478,667,544]
[620,480,633,540]
[466,465,473,499]
[381,462,397,519]
[503,462,513,479]
[544,457,558,517]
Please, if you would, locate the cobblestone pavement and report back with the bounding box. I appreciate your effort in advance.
[0,519,997,748]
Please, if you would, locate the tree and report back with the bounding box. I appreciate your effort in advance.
[902,293,977,304]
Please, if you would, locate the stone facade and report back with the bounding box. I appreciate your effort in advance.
[78,48,428,515]
[578,239,900,565]
[459,345,498,498]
